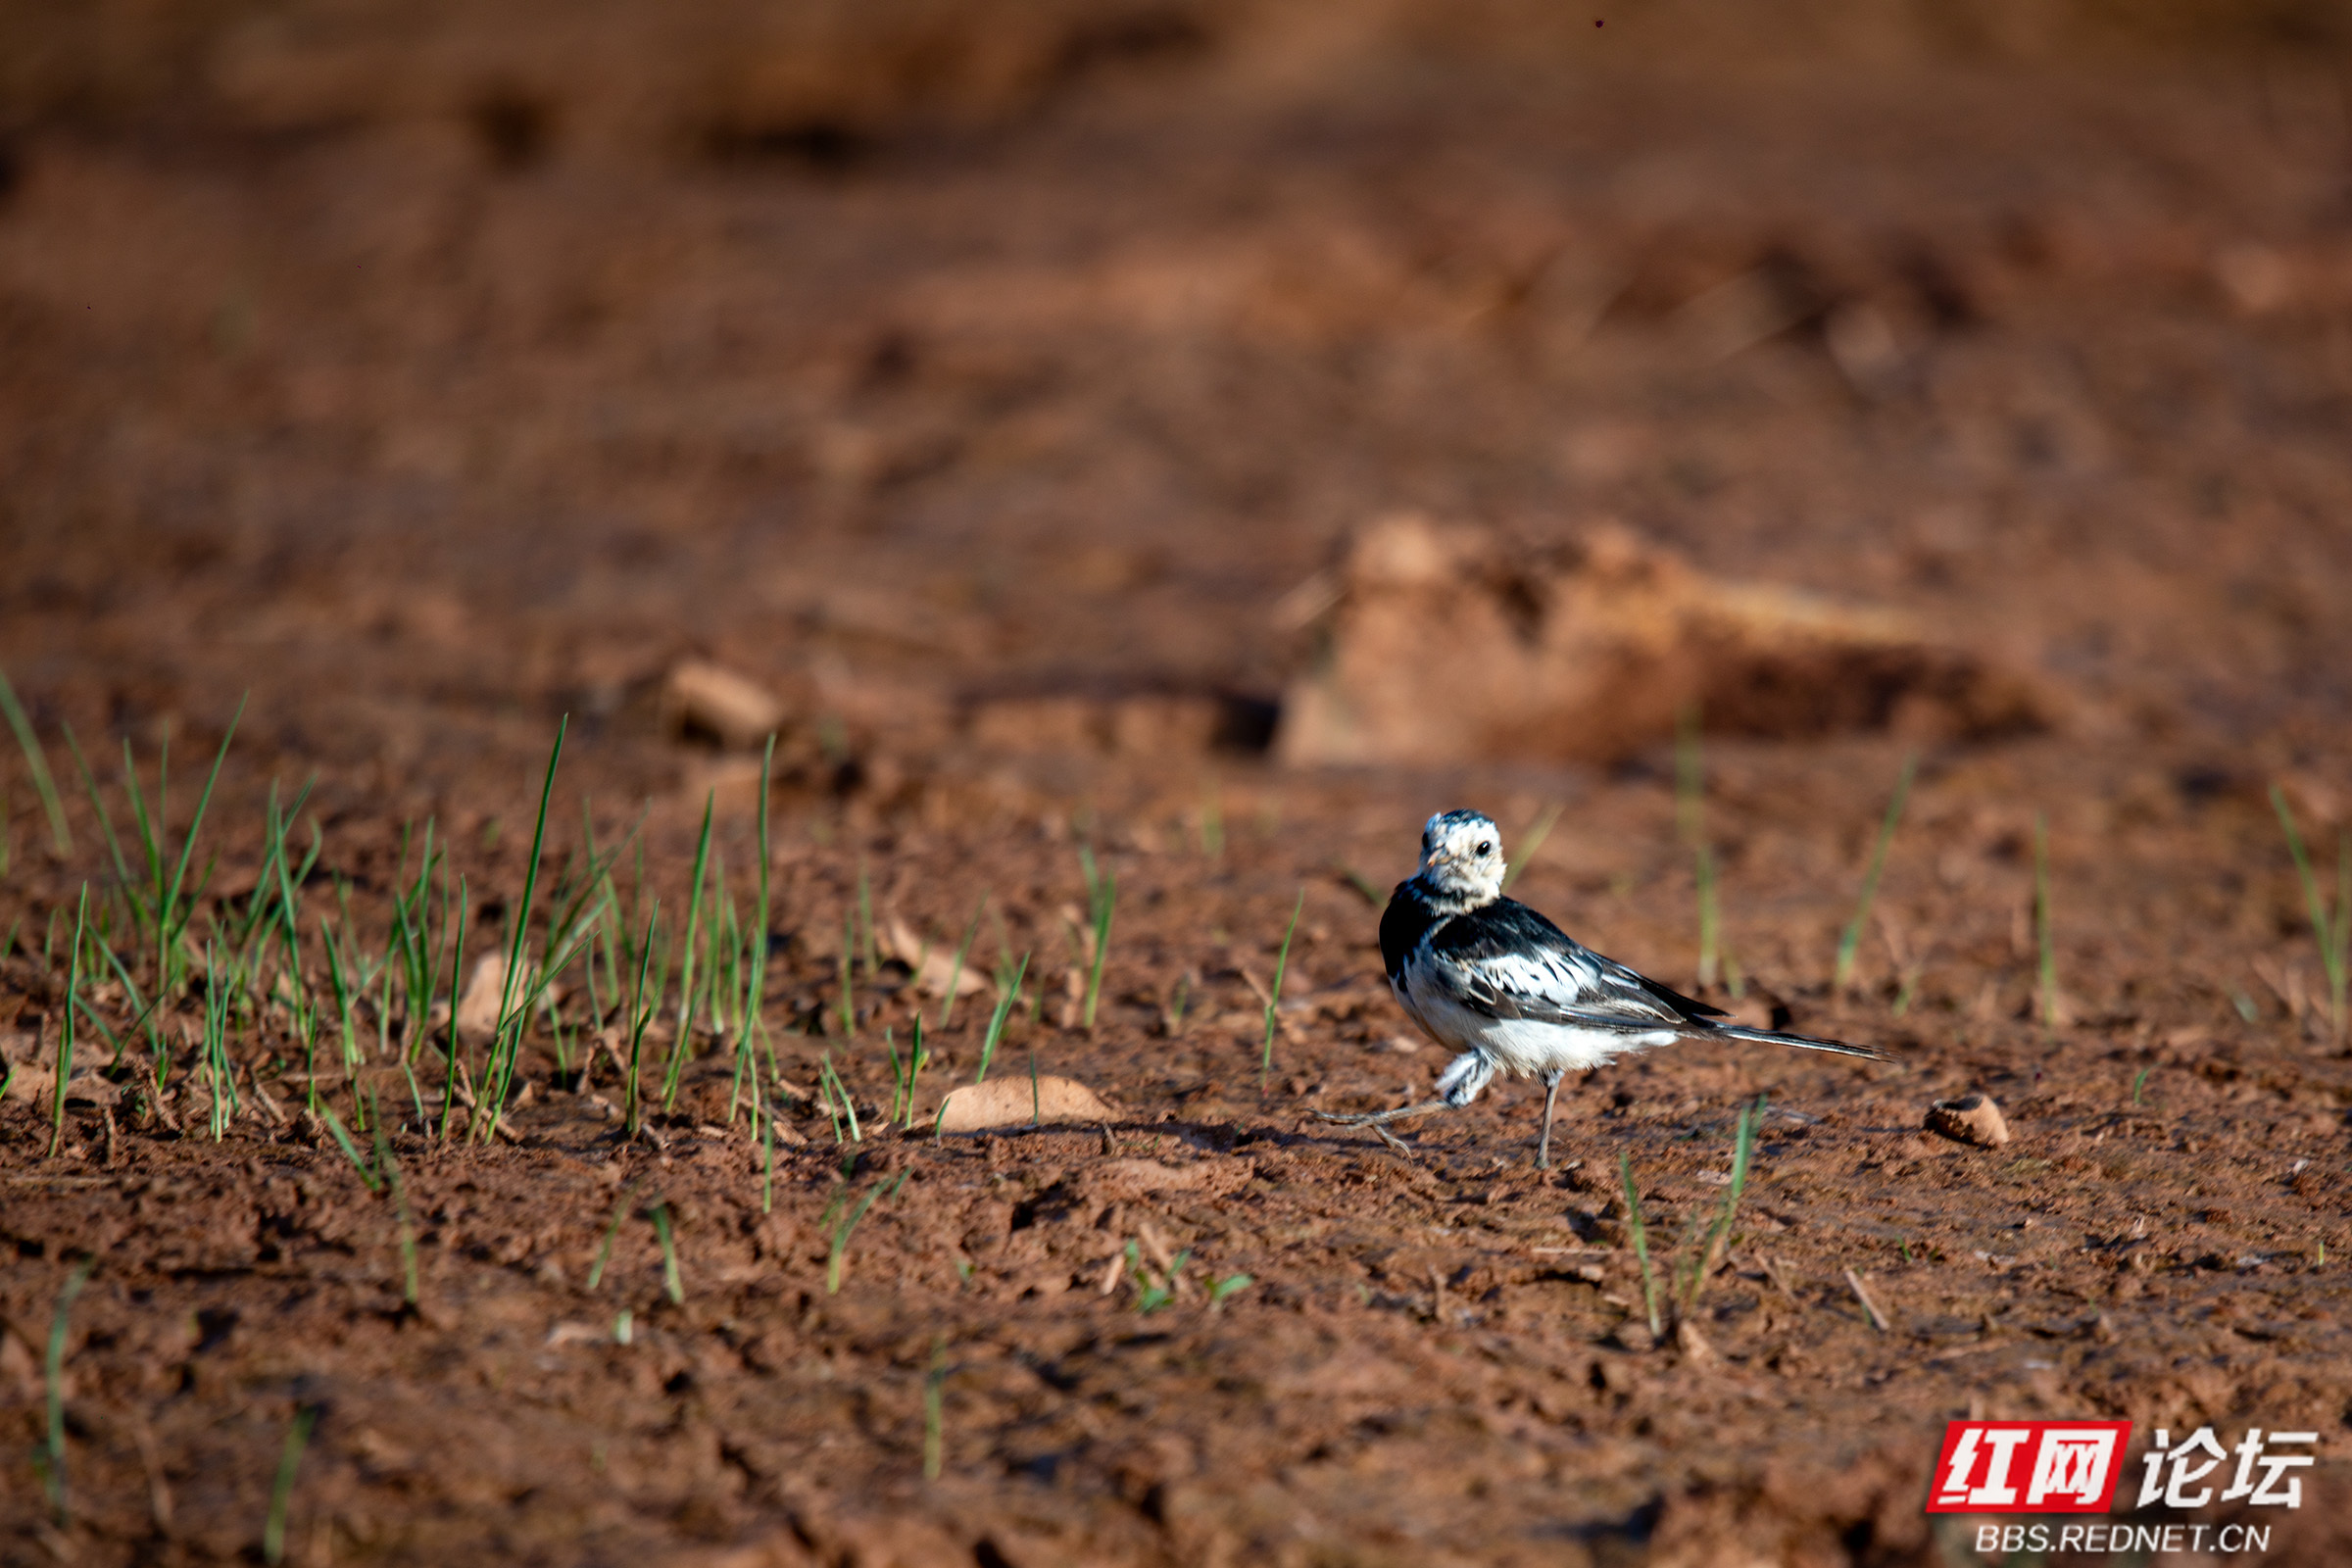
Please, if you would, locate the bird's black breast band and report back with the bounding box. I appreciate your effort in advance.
[1378,881,1445,987]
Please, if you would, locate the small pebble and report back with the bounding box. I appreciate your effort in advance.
[1925,1092,2010,1148]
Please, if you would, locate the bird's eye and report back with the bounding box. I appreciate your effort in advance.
[1476,841,1493,856]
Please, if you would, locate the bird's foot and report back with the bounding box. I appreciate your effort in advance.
[1312,1098,1450,1128]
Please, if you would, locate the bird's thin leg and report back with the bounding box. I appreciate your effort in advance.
[1313,1098,1451,1128]
[1536,1069,1564,1170]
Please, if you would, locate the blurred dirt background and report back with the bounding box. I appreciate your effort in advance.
[6,0,2352,1563]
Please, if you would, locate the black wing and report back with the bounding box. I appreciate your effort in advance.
[1422,898,1729,1027]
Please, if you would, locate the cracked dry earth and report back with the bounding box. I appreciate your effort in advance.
[6,738,2352,1567]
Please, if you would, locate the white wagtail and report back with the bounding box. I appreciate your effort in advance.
[1319,808,1886,1168]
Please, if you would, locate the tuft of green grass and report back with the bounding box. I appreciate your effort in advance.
[50,885,88,1158]
[973,953,1029,1084]
[826,1169,907,1293]
[1619,1152,1662,1339]
[64,702,244,1004]
[2271,785,2349,1045]
[904,1016,931,1128]
[836,910,857,1042]
[386,820,446,1061]
[437,880,471,1144]
[586,1183,637,1293]
[817,1052,862,1142]
[662,792,717,1106]
[1332,863,1385,907]
[480,719,569,1139]
[650,1202,684,1305]
[1129,1240,1194,1314]
[2132,1066,2152,1107]
[938,897,987,1031]
[1207,1272,1254,1311]
[620,901,663,1138]
[2034,810,2059,1031]
[1160,971,1193,1037]
[318,1102,382,1194]
[857,855,878,976]
[0,662,71,854]
[263,1403,319,1566]
[1834,751,1918,993]
[34,1256,95,1526]
[1078,845,1116,1031]
[729,735,778,1122]
[886,1018,933,1129]
[922,1337,948,1480]
[1259,890,1303,1093]
[374,1115,419,1307]
[1676,1098,1760,1318]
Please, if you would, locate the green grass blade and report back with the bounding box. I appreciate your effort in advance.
[62,725,137,912]
[825,1170,906,1293]
[50,886,89,1158]
[747,734,776,1052]
[1259,890,1303,1092]
[974,953,1029,1084]
[587,1184,637,1291]
[938,897,986,1031]
[157,696,244,992]
[1834,751,1918,992]
[2273,785,2347,1043]
[1620,1152,1661,1339]
[923,1337,947,1480]
[438,880,470,1144]
[1083,863,1115,1032]
[1686,1099,1759,1314]
[651,1202,685,1304]
[263,1404,319,1566]
[375,1117,418,1305]
[38,1255,96,1525]
[662,792,716,1109]
[623,901,661,1136]
[2034,811,2058,1031]
[318,1102,382,1193]
[481,718,567,1138]
[0,664,70,853]
[1500,801,1563,895]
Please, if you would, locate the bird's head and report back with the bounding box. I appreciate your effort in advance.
[1417,808,1505,904]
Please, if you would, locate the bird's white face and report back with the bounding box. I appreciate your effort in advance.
[1418,809,1505,904]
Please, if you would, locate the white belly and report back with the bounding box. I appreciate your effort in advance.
[1393,973,1678,1080]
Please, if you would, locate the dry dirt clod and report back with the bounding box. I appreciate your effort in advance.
[663,660,787,750]
[456,955,517,1044]
[1097,1157,1211,1192]
[880,916,986,998]
[1607,1320,1658,1353]
[1925,1092,2011,1147]
[933,1075,1115,1133]
[1275,515,2055,765]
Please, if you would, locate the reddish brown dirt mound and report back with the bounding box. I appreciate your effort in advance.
[1276,517,2053,764]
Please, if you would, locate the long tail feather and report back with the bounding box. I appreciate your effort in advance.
[1705,1022,1889,1061]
